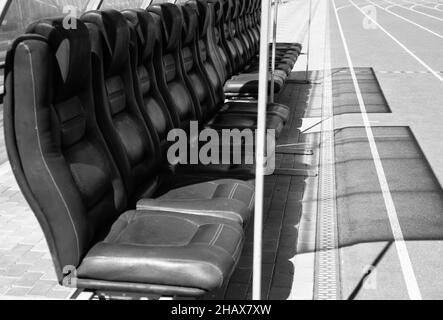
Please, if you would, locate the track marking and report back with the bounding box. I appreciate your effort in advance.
[365,0,443,38]
[403,0,443,11]
[332,0,423,300]
[337,4,353,11]
[377,70,443,73]
[353,0,443,83]
[383,0,443,21]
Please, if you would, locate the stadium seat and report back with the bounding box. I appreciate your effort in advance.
[82,9,254,220]
[121,8,269,181]
[146,4,285,136]
[188,0,290,120]
[2,0,305,299]
[207,0,299,98]
[4,17,250,297]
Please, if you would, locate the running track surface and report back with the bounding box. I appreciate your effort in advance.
[328,0,443,300]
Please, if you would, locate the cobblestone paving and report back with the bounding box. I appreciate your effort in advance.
[0,157,74,299]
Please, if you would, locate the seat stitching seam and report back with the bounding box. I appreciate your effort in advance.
[210,225,224,246]
[24,43,80,263]
[137,206,244,222]
[248,192,256,210]
[209,225,223,246]
[228,183,239,199]
[232,238,243,260]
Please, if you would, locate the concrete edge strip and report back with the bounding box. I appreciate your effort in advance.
[314,0,341,300]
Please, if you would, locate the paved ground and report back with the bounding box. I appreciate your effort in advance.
[0,114,74,299]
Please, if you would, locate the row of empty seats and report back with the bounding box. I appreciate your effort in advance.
[4,0,301,297]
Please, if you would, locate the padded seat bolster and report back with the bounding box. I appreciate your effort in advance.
[138,179,255,225]
[77,210,244,292]
[137,198,249,225]
[273,42,303,53]
[224,73,285,95]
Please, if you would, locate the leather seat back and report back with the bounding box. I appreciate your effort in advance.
[191,0,226,106]
[234,0,252,62]
[242,0,258,56]
[250,0,260,52]
[122,9,175,156]
[220,0,242,74]
[179,3,219,121]
[4,18,126,279]
[82,10,161,204]
[148,4,199,130]
[228,0,249,71]
[252,0,261,40]
[206,0,233,81]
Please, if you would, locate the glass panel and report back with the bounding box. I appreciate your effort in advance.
[100,0,144,10]
[150,0,176,5]
[0,0,91,94]
[0,0,90,63]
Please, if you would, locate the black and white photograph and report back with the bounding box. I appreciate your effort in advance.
[0,0,441,308]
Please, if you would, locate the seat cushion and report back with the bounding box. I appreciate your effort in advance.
[223,73,285,95]
[77,210,244,293]
[138,179,255,225]
[275,42,302,53]
[210,113,285,138]
[222,101,290,122]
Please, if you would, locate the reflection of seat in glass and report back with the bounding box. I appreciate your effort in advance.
[100,0,144,10]
[0,0,90,65]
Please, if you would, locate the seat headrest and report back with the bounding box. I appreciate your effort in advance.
[223,0,233,22]
[244,0,251,14]
[231,0,240,19]
[239,0,247,16]
[180,4,199,45]
[255,0,261,12]
[207,0,224,25]
[81,9,130,76]
[147,3,183,53]
[26,18,91,102]
[249,0,255,14]
[192,0,210,37]
[122,9,157,63]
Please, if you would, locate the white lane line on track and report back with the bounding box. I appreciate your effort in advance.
[383,0,443,21]
[332,0,423,300]
[404,0,443,12]
[365,0,443,38]
[354,0,443,82]
[337,4,353,11]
